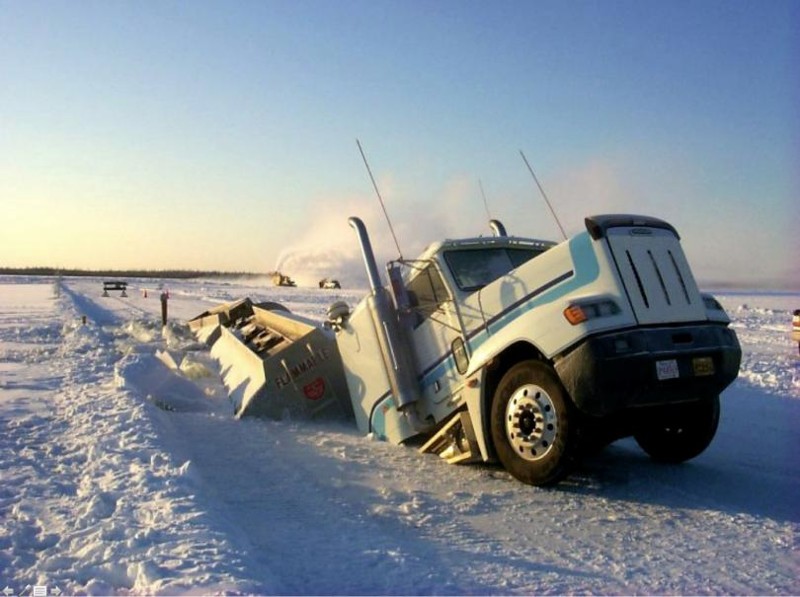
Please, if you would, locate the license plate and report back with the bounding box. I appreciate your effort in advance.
[656,359,679,380]
[692,356,715,376]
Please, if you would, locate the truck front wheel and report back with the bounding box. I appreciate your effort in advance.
[633,394,720,463]
[490,360,579,486]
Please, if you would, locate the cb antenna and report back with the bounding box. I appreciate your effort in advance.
[519,150,567,240]
[357,139,403,259]
[478,178,492,221]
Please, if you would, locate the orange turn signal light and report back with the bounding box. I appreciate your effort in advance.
[563,305,588,325]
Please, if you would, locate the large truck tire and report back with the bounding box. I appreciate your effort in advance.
[633,394,720,463]
[490,360,580,486]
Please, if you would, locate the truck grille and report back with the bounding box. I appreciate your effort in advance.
[608,230,706,325]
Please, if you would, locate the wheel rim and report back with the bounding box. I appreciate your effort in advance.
[505,383,558,461]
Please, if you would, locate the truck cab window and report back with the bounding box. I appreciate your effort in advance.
[406,264,449,326]
[445,248,542,291]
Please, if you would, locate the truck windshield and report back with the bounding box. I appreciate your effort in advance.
[444,248,543,291]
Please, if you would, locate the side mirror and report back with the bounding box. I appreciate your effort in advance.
[326,301,351,330]
[451,337,469,375]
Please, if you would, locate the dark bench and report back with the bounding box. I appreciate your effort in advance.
[103,281,128,297]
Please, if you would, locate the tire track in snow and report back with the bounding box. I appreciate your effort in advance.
[156,414,506,595]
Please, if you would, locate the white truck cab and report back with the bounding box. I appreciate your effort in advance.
[334,214,741,485]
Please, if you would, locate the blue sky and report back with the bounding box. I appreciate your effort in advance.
[1,0,797,288]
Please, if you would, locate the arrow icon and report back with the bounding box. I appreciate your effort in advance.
[2,587,15,597]
[50,588,62,597]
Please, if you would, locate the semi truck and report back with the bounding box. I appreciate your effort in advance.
[191,213,741,486]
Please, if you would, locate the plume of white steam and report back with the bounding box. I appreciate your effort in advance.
[271,195,395,289]
[271,180,493,289]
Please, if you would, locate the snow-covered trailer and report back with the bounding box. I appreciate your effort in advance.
[189,301,351,420]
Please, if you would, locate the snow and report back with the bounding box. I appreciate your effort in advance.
[1,276,798,596]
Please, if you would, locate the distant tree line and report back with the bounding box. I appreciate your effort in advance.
[0,267,265,279]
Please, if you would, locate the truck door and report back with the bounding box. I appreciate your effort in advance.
[405,262,468,420]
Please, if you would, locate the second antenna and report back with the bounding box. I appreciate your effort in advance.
[520,150,567,240]
[356,139,403,259]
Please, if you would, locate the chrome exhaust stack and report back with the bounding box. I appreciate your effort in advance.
[348,217,421,411]
[349,216,383,295]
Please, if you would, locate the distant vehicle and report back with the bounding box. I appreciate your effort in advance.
[271,272,296,287]
[319,278,341,289]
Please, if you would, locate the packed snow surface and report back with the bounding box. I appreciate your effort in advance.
[1,277,797,595]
